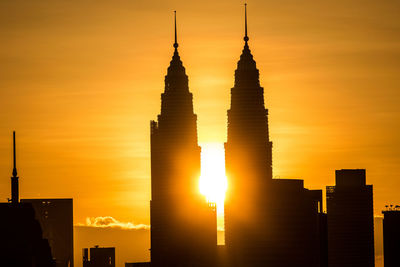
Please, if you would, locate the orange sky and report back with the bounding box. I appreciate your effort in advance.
[1,0,400,234]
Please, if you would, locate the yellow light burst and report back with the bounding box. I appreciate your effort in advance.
[199,143,228,216]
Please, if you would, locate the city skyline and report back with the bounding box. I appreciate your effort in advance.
[0,1,399,266]
[1,0,399,226]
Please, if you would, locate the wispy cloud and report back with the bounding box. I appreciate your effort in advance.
[76,216,150,230]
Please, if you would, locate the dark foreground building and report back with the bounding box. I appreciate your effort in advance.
[150,12,217,267]
[224,10,274,264]
[327,169,375,267]
[83,246,115,267]
[224,5,325,267]
[262,180,326,267]
[0,132,54,267]
[21,198,73,267]
[382,208,400,267]
[0,203,55,267]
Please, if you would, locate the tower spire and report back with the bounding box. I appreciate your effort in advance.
[12,131,17,177]
[236,3,257,74]
[11,131,19,204]
[244,3,249,44]
[174,10,178,50]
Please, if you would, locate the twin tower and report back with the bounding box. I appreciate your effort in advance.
[150,6,324,267]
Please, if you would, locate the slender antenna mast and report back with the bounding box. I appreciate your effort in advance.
[174,11,179,50]
[244,3,249,43]
[13,131,17,177]
[11,131,19,204]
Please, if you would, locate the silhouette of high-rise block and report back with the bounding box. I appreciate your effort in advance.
[21,198,73,267]
[317,201,328,267]
[224,9,273,265]
[150,12,217,267]
[327,169,375,267]
[382,208,400,267]
[224,5,325,267]
[83,246,115,267]
[265,180,326,267]
[0,132,55,267]
[0,203,55,267]
[225,178,325,267]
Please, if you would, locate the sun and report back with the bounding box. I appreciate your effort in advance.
[199,143,228,215]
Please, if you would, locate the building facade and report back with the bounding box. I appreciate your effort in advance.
[224,5,325,267]
[83,246,115,267]
[224,8,273,265]
[382,208,400,267]
[21,198,73,267]
[150,13,217,267]
[327,169,375,267]
[0,132,55,267]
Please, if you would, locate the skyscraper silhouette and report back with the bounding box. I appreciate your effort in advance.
[0,132,55,267]
[224,5,325,267]
[21,198,74,267]
[150,12,217,267]
[224,4,273,260]
[83,246,115,267]
[382,207,400,267]
[224,3,273,204]
[224,4,274,265]
[327,169,375,267]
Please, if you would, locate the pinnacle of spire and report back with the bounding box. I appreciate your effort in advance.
[234,3,259,87]
[174,10,178,50]
[12,131,17,178]
[167,10,186,76]
[244,3,249,43]
[237,3,256,72]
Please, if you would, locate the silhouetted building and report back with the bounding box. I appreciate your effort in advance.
[382,207,400,267]
[21,198,73,267]
[150,12,217,267]
[317,202,328,267]
[224,6,273,265]
[0,203,56,267]
[327,169,375,267]
[264,180,326,267]
[224,5,325,267]
[83,246,115,267]
[0,132,55,267]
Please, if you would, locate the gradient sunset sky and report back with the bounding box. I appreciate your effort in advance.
[1,0,400,230]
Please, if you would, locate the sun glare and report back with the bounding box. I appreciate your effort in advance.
[200,143,228,215]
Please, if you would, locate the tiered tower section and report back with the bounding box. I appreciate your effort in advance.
[224,6,273,263]
[225,6,326,267]
[150,12,216,267]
